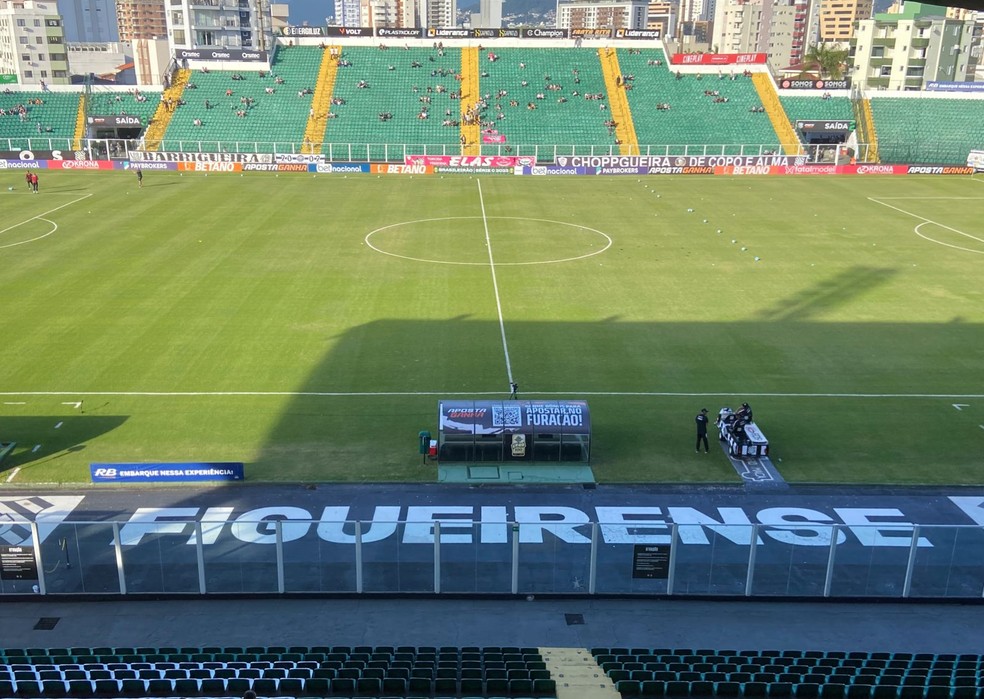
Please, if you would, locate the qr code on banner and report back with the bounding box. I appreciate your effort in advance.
[492,405,522,428]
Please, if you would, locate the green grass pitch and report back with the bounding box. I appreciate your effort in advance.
[1,171,982,485]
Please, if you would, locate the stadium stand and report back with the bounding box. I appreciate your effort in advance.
[869,97,984,165]
[158,46,323,153]
[86,89,161,126]
[475,47,617,157]
[0,91,80,147]
[143,68,189,150]
[617,49,781,155]
[592,648,984,699]
[321,45,464,161]
[0,645,558,698]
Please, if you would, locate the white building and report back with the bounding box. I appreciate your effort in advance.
[59,0,118,42]
[334,0,362,27]
[165,0,276,52]
[556,0,649,30]
[470,0,503,28]
[851,2,976,90]
[0,0,70,85]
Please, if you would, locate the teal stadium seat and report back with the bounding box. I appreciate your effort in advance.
[617,48,780,155]
[870,97,984,165]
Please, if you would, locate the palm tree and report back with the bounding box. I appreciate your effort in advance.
[803,43,850,79]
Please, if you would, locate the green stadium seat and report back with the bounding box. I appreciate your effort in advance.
[796,684,822,699]
[715,681,741,697]
[618,679,643,696]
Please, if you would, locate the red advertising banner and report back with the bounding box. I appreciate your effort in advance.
[45,159,114,170]
[176,162,243,173]
[482,134,506,144]
[670,53,767,66]
[371,163,434,175]
[404,155,534,167]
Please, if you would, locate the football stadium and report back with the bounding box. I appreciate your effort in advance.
[1,27,984,699]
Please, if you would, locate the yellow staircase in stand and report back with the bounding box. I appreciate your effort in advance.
[860,97,880,163]
[301,46,341,154]
[459,47,480,155]
[597,48,639,155]
[751,72,801,156]
[72,94,86,150]
[143,68,191,151]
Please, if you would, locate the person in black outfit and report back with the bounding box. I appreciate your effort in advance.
[695,408,709,453]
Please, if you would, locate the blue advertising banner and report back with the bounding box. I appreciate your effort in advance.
[90,462,244,483]
[313,162,371,173]
[924,81,984,92]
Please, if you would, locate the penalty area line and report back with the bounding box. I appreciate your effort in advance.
[0,391,983,399]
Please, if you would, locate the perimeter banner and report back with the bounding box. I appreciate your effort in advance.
[46,160,114,170]
[0,149,83,161]
[323,27,373,37]
[555,155,807,168]
[670,52,766,65]
[130,151,273,164]
[440,400,590,435]
[779,78,851,90]
[90,463,245,483]
[405,155,535,167]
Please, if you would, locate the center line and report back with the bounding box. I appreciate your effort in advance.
[477,179,514,386]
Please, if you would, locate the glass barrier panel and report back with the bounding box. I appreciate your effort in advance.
[909,525,984,598]
[287,520,358,592]
[202,519,280,593]
[120,521,200,594]
[362,522,433,593]
[751,524,836,597]
[516,522,592,595]
[829,527,914,596]
[439,521,511,594]
[28,523,119,594]
[594,524,670,595]
[671,525,749,595]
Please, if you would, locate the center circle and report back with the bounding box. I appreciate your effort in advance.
[364,216,612,266]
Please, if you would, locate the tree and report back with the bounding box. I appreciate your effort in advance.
[803,43,850,79]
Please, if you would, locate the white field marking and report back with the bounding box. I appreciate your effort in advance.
[953,404,969,411]
[5,467,20,483]
[61,401,82,409]
[914,221,984,255]
[54,421,63,429]
[874,197,984,200]
[477,180,514,386]
[0,217,57,250]
[364,216,612,266]
[0,192,92,239]
[3,390,984,399]
[31,444,40,453]
[868,197,984,254]
[4,402,26,405]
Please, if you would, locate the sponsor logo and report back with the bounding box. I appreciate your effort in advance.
[614,28,661,39]
[427,27,470,38]
[242,163,279,172]
[406,155,535,167]
[571,28,611,38]
[124,161,173,171]
[906,166,974,175]
[376,27,422,38]
[93,468,117,478]
[856,165,897,175]
[281,26,325,36]
[0,160,44,169]
[316,163,369,174]
[1,149,77,161]
[521,28,569,39]
[326,27,371,37]
[781,165,837,175]
[531,166,547,176]
[276,163,308,172]
[175,48,267,62]
[57,160,103,170]
[371,164,431,175]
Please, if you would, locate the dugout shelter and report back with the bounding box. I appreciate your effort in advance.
[437,400,591,463]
